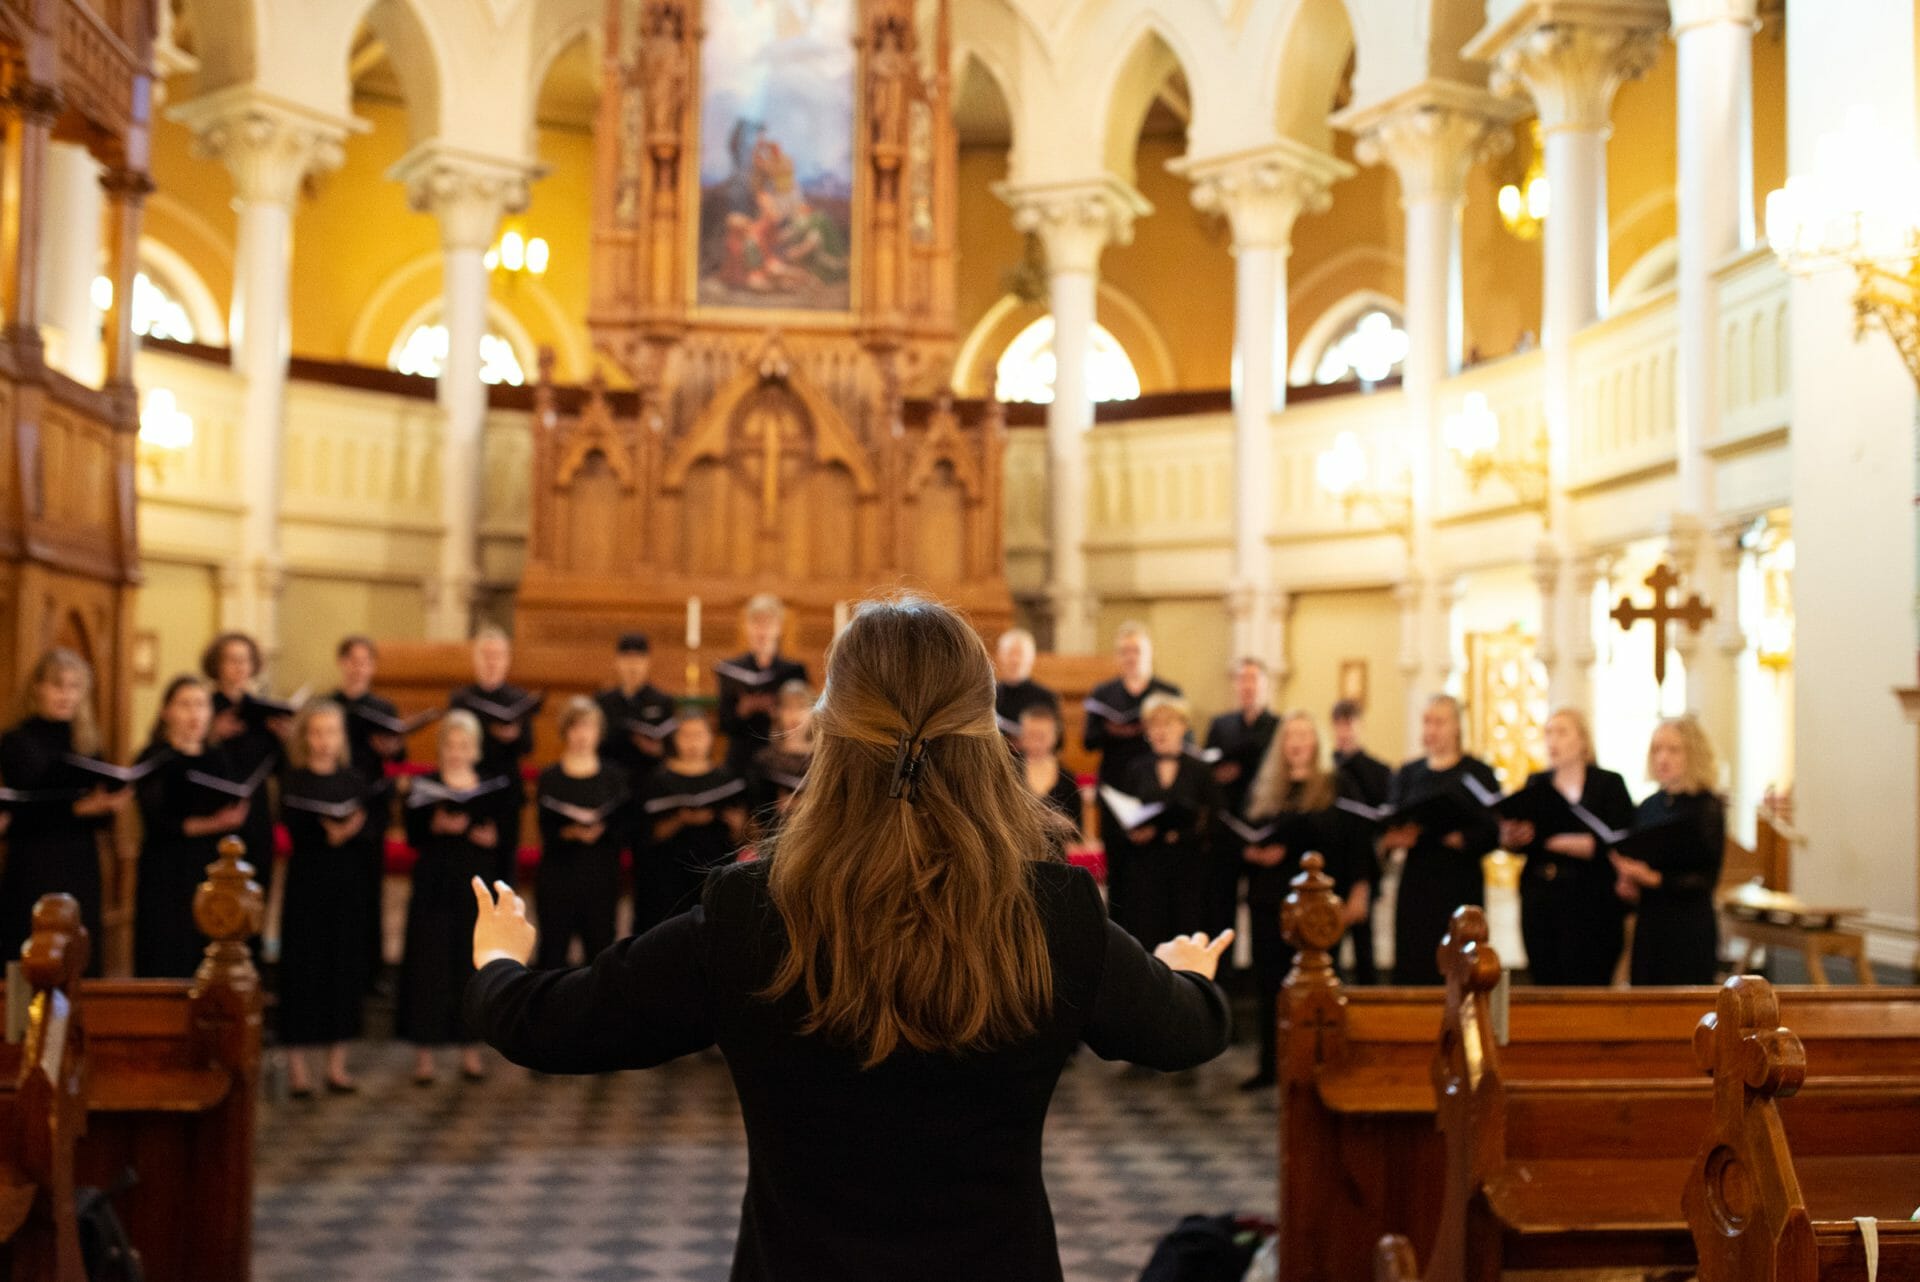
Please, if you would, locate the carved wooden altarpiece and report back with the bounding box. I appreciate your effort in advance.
[515,0,1011,670]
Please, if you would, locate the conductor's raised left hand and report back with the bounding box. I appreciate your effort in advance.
[472,877,537,969]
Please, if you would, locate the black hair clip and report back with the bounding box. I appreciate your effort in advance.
[889,731,931,803]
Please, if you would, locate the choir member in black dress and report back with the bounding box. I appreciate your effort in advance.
[533,698,628,971]
[1015,704,1084,832]
[1330,699,1392,982]
[1201,658,1277,942]
[330,635,407,990]
[1084,622,1182,943]
[133,676,248,978]
[1496,708,1635,986]
[450,626,536,888]
[1380,695,1501,985]
[203,632,287,897]
[1236,711,1375,1089]
[716,594,809,776]
[0,649,129,971]
[594,632,676,851]
[1614,716,1726,985]
[993,627,1058,740]
[279,700,381,1097]
[465,595,1233,1282]
[399,711,500,1084]
[635,712,747,933]
[1114,695,1218,949]
[746,680,814,839]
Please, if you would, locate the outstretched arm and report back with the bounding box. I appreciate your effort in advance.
[1082,915,1234,1071]
[464,879,716,1073]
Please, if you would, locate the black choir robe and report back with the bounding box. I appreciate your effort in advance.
[716,653,809,775]
[746,745,811,841]
[994,678,1060,738]
[595,683,677,790]
[278,767,380,1045]
[465,861,1231,1282]
[1115,752,1218,948]
[1513,766,1636,986]
[1030,760,1083,830]
[450,681,537,885]
[397,772,507,1046]
[210,690,283,892]
[1628,789,1726,986]
[635,764,747,933]
[1201,709,1277,941]
[1333,746,1394,982]
[533,763,629,971]
[332,686,407,988]
[0,717,111,973]
[132,741,230,978]
[1388,755,1501,986]
[1083,674,1181,942]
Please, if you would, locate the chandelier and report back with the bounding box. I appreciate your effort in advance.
[1496,121,1548,241]
[484,228,550,280]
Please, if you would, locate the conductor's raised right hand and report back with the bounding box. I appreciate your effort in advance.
[1153,929,1235,982]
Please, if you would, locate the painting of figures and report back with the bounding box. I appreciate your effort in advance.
[697,0,856,311]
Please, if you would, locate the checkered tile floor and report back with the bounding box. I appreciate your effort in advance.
[254,1038,1277,1281]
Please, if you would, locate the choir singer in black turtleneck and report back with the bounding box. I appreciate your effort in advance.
[993,627,1058,742]
[716,595,809,777]
[467,595,1232,1282]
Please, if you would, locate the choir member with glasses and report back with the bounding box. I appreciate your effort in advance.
[533,698,628,971]
[399,710,502,1085]
[0,648,126,973]
[203,631,286,901]
[716,595,809,776]
[1614,715,1726,985]
[993,627,1058,740]
[450,625,537,887]
[1084,622,1182,944]
[1329,699,1391,980]
[133,675,247,977]
[1497,708,1635,986]
[1237,711,1374,1089]
[1014,704,1084,832]
[465,596,1232,1280]
[279,700,381,1097]
[1380,695,1501,985]
[1201,658,1277,944]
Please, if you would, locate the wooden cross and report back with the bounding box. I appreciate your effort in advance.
[1610,562,1714,685]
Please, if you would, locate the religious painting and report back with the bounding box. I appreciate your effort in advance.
[696,0,855,311]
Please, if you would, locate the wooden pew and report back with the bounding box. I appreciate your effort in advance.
[1686,975,1920,1282]
[0,894,91,1282]
[65,836,264,1282]
[1275,857,1920,1282]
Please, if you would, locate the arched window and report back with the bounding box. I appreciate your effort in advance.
[129,271,197,343]
[389,323,527,386]
[993,316,1141,405]
[1311,308,1409,386]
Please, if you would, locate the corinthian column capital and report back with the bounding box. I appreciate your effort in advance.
[390,142,543,252]
[1335,80,1523,207]
[170,86,360,206]
[994,176,1152,275]
[1172,139,1353,251]
[1465,1,1669,133]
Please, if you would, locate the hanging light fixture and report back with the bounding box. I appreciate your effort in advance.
[484,226,551,280]
[1497,121,1548,241]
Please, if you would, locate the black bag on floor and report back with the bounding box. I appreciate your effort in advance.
[76,1168,144,1282]
[1137,1212,1262,1282]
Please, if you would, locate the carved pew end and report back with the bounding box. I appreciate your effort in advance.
[1374,1233,1420,1282]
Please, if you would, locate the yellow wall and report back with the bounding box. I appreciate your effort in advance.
[1289,132,1403,370]
[1462,124,1547,360]
[1281,588,1408,765]
[1093,597,1234,724]
[129,560,220,740]
[276,575,428,694]
[1609,40,1679,292]
[955,144,1023,350]
[1104,137,1235,389]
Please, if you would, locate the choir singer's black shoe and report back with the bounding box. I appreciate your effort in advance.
[325,1079,359,1096]
[1237,1071,1277,1092]
[288,1085,314,1101]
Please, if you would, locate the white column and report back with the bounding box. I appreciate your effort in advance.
[172,90,351,653]
[997,178,1148,653]
[1183,143,1349,664]
[1342,84,1515,745]
[1783,0,1918,965]
[1473,4,1666,711]
[1672,0,1759,759]
[393,146,533,640]
[37,142,104,385]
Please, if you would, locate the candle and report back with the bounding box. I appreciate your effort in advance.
[833,600,850,638]
[686,596,701,651]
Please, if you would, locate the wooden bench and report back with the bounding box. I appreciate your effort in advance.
[1369,920,1920,1282]
[0,894,91,1282]
[0,836,267,1282]
[1687,975,1920,1282]
[1274,855,1920,1282]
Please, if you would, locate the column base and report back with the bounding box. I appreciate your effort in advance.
[1045,585,1098,655]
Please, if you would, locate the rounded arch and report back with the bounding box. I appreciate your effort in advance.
[1289,289,1406,385]
[387,295,541,385]
[136,237,227,345]
[346,250,593,381]
[951,284,1177,397]
[1612,236,1679,310]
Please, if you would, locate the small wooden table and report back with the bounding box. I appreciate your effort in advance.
[1718,884,1875,986]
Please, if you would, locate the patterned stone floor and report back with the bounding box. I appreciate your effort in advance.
[253,1039,1277,1282]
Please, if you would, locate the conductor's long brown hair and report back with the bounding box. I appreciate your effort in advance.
[761,595,1067,1068]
